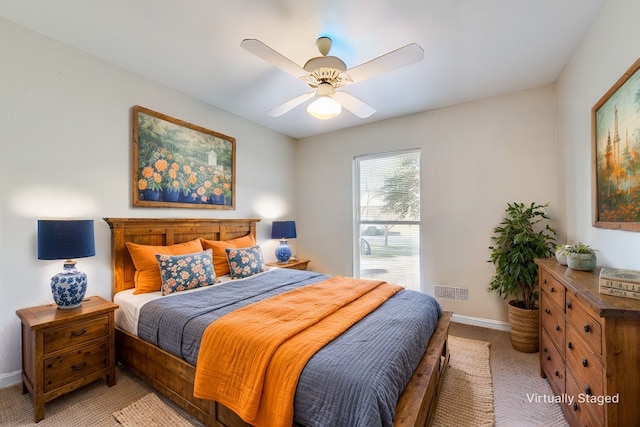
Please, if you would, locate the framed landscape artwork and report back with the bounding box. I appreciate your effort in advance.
[592,58,640,231]
[132,105,235,210]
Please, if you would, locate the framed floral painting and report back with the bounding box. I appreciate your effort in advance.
[132,106,235,209]
[592,58,640,231]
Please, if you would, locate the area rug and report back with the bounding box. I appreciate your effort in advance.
[432,335,495,427]
[113,393,195,427]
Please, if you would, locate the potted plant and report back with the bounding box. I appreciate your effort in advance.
[488,202,557,352]
[554,244,571,265]
[561,242,597,271]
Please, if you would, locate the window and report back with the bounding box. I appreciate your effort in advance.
[354,149,421,291]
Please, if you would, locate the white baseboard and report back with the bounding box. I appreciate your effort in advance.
[451,313,510,331]
[0,371,21,389]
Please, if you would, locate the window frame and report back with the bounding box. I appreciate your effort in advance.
[352,148,422,291]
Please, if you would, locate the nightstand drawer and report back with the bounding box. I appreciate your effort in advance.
[44,338,109,393]
[44,315,110,354]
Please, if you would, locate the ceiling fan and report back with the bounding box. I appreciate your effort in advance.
[240,37,424,120]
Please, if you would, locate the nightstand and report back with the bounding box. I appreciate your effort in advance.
[266,259,311,270]
[16,295,118,422]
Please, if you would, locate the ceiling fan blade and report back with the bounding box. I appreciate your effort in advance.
[347,43,424,83]
[241,39,307,78]
[265,92,315,117]
[333,92,376,118]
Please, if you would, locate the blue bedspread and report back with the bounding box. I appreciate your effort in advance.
[138,269,442,427]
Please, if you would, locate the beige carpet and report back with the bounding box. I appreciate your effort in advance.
[113,393,194,427]
[432,336,494,427]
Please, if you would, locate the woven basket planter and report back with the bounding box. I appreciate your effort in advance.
[508,300,539,353]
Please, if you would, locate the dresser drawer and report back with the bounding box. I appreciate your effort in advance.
[566,372,603,427]
[540,269,565,310]
[566,325,604,406]
[565,292,603,356]
[44,315,110,354]
[541,291,566,352]
[541,329,565,395]
[44,339,109,393]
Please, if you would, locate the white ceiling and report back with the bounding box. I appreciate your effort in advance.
[0,0,604,139]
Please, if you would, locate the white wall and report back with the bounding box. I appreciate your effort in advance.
[296,85,559,324]
[556,0,640,269]
[0,18,296,384]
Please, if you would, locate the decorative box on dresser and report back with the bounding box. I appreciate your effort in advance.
[16,295,118,423]
[536,258,640,427]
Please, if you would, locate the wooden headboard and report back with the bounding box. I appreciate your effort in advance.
[103,218,260,297]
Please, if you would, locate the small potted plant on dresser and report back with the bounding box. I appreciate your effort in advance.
[488,202,557,352]
[560,242,597,271]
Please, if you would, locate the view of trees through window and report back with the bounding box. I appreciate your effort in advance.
[354,149,421,291]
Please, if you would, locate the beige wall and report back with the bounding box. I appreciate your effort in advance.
[556,0,640,270]
[296,85,559,323]
[0,18,296,384]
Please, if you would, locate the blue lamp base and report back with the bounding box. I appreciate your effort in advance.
[275,239,292,263]
[51,260,87,309]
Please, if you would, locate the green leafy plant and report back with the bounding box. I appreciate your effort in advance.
[562,242,595,254]
[488,202,557,310]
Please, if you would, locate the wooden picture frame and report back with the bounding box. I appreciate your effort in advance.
[132,105,235,209]
[592,58,640,231]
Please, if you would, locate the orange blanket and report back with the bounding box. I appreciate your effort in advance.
[193,276,402,427]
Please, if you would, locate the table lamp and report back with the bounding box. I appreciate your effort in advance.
[271,220,296,263]
[37,219,95,309]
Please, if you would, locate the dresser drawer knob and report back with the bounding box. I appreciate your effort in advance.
[550,287,555,292]
[543,347,548,353]
[554,370,559,377]
[71,361,87,371]
[547,355,551,361]
[584,324,590,333]
[555,325,560,331]
[582,358,588,367]
[567,302,572,309]
[585,385,592,396]
[573,403,578,411]
[567,342,573,349]
[544,279,547,284]
[71,328,87,337]
[545,308,551,314]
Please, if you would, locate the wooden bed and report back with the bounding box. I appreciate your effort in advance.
[104,217,451,427]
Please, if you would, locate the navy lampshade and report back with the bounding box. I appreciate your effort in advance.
[271,221,297,240]
[38,219,96,260]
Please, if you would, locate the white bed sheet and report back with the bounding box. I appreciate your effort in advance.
[114,267,277,335]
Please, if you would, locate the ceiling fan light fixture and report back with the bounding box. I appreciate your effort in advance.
[307,96,341,120]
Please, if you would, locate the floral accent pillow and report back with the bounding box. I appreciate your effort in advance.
[155,249,216,295]
[225,245,266,279]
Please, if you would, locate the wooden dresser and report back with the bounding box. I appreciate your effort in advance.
[16,296,118,422]
[536,258,640,427]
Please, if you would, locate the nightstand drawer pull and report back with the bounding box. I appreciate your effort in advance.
[71,361,87,371]
[71,328,87,337]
